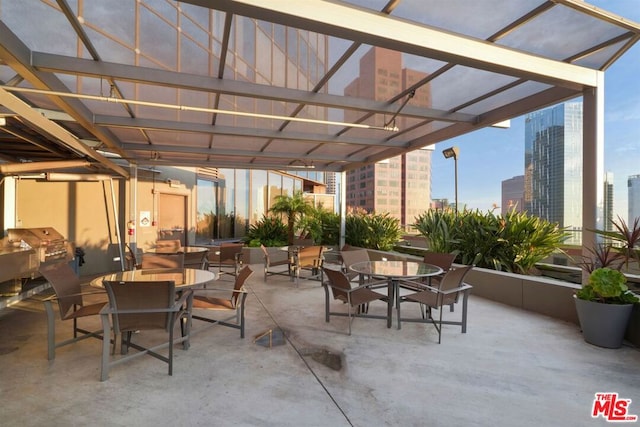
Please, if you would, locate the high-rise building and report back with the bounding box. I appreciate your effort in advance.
[603,172,614,231]
[524,102,583,243]
[344,47,432,226]
[501,175,525,215]
[629,174,640,223]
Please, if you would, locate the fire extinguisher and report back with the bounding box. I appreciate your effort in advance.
[127,220,136,236]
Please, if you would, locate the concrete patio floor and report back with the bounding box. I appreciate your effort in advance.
[0,264,639,427]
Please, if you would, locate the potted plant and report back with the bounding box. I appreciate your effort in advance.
[574,267,639,348]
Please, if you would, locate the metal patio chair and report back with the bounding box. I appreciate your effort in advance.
[100,279,193,381]
[397,265,474,343]
[260,244,293,282]
[192,265,254,338]
[39,262,107,360]
[141,253,184,269]
[322,267,388,335]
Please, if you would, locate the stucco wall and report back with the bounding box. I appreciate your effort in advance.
[8,167,198,276]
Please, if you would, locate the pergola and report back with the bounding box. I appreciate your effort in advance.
[1,0,639,254]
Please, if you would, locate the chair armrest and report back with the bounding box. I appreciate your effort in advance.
[194,287,247,294]
[398,279,434,292]
[44,289,107,302]
[323,281,385,294]
[439,283,473,295]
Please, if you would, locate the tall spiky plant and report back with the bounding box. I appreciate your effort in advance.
[591,216,640,270]
[269,191,313,245]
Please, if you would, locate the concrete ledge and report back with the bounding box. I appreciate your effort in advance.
[466,267,580,324]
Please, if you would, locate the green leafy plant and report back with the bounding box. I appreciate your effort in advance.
[296,204,340,245]
[412,209,457,253]
[269,191,314,245]
[412,208,568,273]
[345,210,402,251]
[576,267,639,304]
[243,215,288,247]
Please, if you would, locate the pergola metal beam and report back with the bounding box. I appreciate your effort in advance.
[31,52,476,124]
[183,0,600,89]
[95,115,400,148]
[121,143,357,164]
[0,87,124,174]
[0,22,129,177]
[132,157,346,172]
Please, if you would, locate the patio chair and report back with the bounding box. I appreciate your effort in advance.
[260,244,293,282]
[422,252,457,311]
[141,253,184,269]
[39,262,108,360]
[397,265,474,343]
[192,266,253,338]
[154,239,182,253]
[183,249,209,270]
[339,248,372,282]
[292,245,324,285]
[292,237,314,247]
[208,242,244,276]
[99,280,193,381]
[322,267,389,335]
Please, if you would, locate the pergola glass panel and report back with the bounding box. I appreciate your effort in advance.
[0,0,638,181]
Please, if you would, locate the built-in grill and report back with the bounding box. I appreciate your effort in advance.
[0,227,73,285]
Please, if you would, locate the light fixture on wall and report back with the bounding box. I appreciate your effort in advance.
[0,86,400,132]
[442,146,459,215]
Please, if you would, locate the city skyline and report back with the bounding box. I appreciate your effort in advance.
[430,0,640,222]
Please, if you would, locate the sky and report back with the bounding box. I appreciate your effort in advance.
[430,1,640,221]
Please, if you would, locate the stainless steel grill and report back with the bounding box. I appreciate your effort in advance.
[0,227,73,284]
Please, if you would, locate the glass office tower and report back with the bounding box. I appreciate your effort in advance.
[344,47,432,227]
[524,102,583,244]
[629,175,640,224]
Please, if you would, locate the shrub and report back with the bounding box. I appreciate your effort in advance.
[413,208,569,273]
[412,209,457,253]
[243,215,288,247]
[269,191,313,245]
[297,205,340,245]
[346,211,402,251]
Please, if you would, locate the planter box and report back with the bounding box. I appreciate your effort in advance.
[242,246,265,264]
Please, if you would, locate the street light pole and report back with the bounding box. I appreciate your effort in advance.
[442,146,460,215]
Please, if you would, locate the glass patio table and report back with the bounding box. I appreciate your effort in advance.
[147,246,209,255]
[349,260,443,329]
[90,268,217,290]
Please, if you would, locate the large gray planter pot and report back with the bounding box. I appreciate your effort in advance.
[574,295,634,349]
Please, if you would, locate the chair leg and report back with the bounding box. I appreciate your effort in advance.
[461,290,470,333]
[121,331,132,355]
[44,300,56,361]
[168,326,174,376]
[324,286,330,322]
[438,306,443,344]
[100,312,111,381]
[239,305,245,339]
[347,295,352,335]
